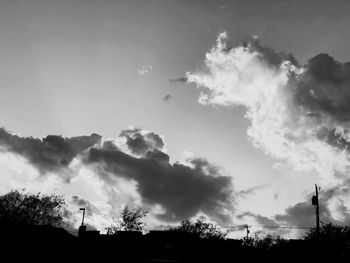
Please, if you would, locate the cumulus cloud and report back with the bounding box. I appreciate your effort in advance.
[0,128,101,175]
[185,32,350,182]
[0,127,234,227]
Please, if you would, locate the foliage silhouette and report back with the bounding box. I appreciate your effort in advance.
[168,219,227,240]
[106,205,148,234]
[304,222,350,242]
[0,189,65,226]
[304,223,350,260]
[242,233,287,250]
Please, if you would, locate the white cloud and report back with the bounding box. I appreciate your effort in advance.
[187,32,350,184]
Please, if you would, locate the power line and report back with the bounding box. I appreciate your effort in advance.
[228,185,323,233]
[249,225,311,230]
[225,224,312,231]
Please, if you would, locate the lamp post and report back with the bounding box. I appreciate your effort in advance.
[80,208,86,226]
[244,224,250,239]
[78,208,86,239]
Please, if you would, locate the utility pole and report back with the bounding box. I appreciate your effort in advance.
[311,184,320,239]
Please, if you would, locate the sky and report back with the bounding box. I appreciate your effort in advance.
[1,0,350,238]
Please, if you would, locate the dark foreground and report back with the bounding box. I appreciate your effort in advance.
[1,224,349,263]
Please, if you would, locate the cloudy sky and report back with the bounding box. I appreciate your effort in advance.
[1,0,350,238]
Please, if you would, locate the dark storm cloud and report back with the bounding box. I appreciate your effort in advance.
[0,128,101,173]
[84,146,233,224]
[274,202,320,228]
[275,188,336,228]
[294,53,350,122]
[316,128,350,151]
[145,149,170,162]
[274,183,350,229]
[320,181,350,202]
[274,198,335,229]
[101,140,120,151]
[119,128,165,156]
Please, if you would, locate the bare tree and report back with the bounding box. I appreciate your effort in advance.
[169,219,227,240]
[106,205,147,234]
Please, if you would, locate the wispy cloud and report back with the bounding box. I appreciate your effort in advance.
[163,94,172,102]
[169,76,188,84]
[237,184,267,199]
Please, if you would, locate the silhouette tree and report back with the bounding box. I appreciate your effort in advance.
[0,189,65,226]
[169,219,227,240]
[304,223,350,242]
[106,205,147,234]
[304,223,350,259]
[243,233,287,250]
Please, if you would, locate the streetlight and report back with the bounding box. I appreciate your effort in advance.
[78,208,86,239]
[80,208,86,226]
